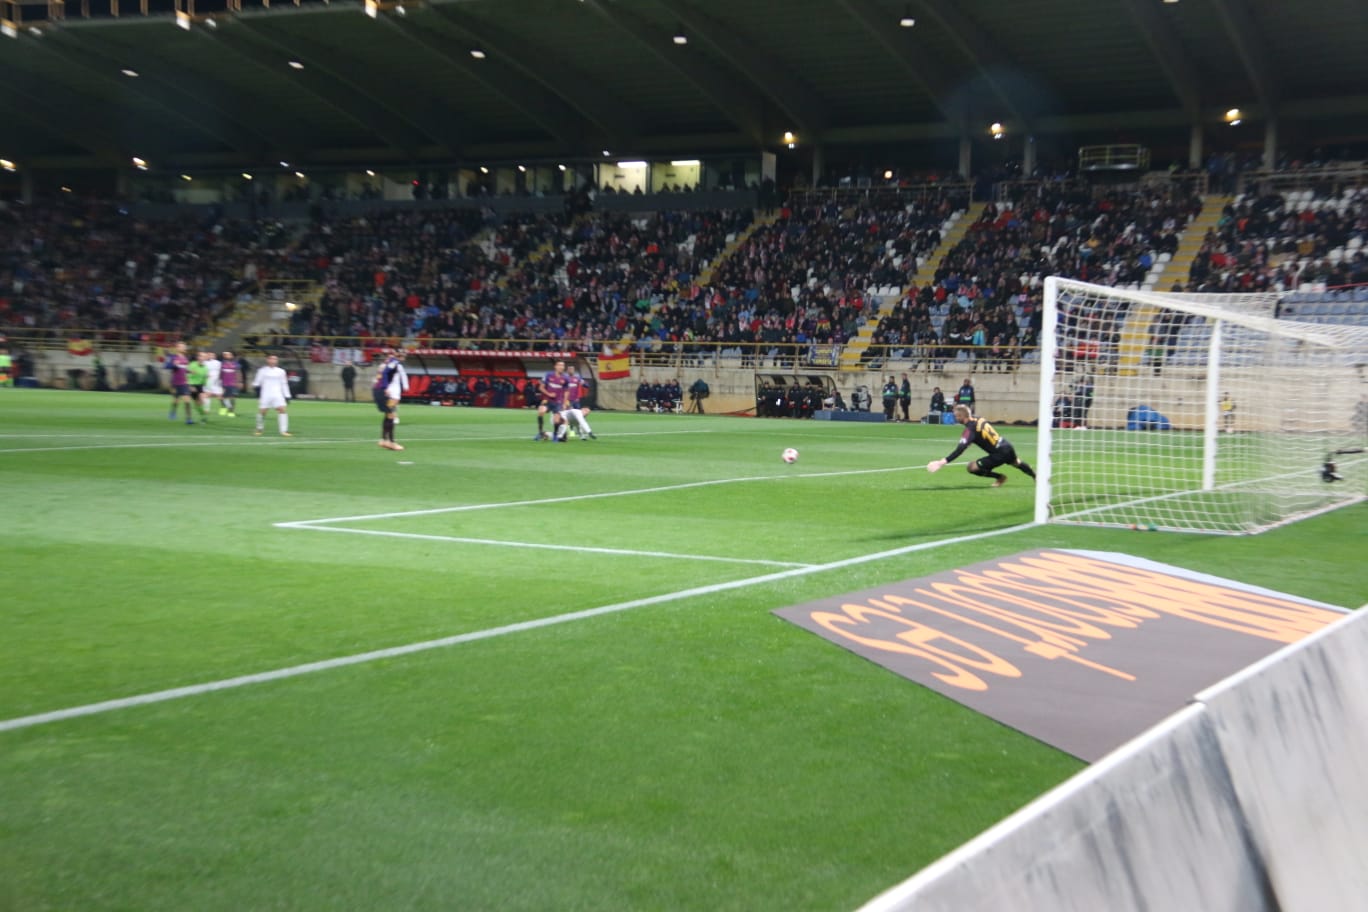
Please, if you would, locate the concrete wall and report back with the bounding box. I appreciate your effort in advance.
[859,608,1368,912]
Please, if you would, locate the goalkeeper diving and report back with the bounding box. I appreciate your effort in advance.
[927,405,1037,488]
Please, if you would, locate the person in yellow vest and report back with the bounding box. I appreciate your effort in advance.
[1220,392,1236,434]
[0,343,12,387]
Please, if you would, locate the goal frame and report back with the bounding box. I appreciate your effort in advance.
[1035,277,1366,534]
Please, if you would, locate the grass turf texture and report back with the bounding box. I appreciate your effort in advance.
[1,389,1363,911]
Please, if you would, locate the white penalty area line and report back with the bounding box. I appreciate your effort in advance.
[0,519,1036,735]
[286,524,813,568]
[278,465,917,526]
[275,466,917,567]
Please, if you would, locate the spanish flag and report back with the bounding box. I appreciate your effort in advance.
[598,352,631,380]
[67,338,93,356]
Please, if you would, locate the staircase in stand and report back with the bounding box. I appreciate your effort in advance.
[694,208,782,288]
[1114,194,1232,376]
[194,278,323,354]
[838,200,990,371]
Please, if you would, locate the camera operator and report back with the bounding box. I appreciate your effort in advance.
[688,378,710,414]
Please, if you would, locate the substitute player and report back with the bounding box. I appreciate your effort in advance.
[927,404,1036,488]
[373,350,409,451]
[252,354,293,437]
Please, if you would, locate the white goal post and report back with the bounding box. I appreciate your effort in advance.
[1035,277,1368,534]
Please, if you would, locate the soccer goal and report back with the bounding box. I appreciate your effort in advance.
[1035,277,1367,534]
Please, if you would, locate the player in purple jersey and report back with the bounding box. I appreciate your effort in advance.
[556,364,597,440]
[536,360,569,441]
[164,340,194,423]
[218,351,241,417]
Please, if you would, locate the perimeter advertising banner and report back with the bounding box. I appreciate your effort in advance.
[774,550,1346,761]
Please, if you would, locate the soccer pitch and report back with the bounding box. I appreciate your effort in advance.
[2,390,1363,912]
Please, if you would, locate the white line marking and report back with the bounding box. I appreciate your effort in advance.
[288,524,813,567]
[0,521,1035,734]
[0,427,713,455]
[278,465,915,527]
[0,438,361,454]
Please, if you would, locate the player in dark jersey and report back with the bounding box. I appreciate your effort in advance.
[219,351,241,417]
[536,360,569,441]
[164,341,195,424]
[927,404,1036,488]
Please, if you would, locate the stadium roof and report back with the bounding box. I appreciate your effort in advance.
[2,0,1367,170]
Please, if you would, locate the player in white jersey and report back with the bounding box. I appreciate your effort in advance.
[252,354,293,437]
[558,364,596,440]
[201,353,223,416]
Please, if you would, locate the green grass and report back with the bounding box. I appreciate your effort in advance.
[1,389,1363,912]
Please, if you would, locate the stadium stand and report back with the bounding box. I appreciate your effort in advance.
[0,197,280,339]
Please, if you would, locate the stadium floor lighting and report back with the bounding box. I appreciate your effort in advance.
[120,68,139,78]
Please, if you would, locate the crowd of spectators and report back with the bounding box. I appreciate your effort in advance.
[287,206,756,354]
[0,197,286,340]
[632,192,967,361]
[7,168,1366,367]
[867,184,1201,369]
[1187,188,1368,293]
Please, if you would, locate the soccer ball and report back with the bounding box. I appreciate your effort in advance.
[782,447,799,464]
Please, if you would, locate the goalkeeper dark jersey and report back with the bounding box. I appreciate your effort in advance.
[945,417,1012,463]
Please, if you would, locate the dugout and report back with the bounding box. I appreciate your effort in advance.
[754,373,835,418]
[401,349,589,409]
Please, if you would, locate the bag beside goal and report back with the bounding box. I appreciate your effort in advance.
[1035,277,1367,534]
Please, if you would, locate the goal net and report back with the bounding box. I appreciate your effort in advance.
[1036,277,1368,534]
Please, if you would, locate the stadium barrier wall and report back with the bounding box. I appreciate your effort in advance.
[1195,607,1368,910]
[857,607,1367,912]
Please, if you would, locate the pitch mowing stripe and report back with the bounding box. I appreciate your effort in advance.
[0,521,1037,734]
[287,524,816,568]
[279,465,921,526]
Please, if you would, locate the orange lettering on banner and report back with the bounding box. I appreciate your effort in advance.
[926,581,1112,643]
[877,595,1136,682]
[987,558,1163,623]
[1024,553,1341,642]
[972,569,1147,629]
[875,595,1080,659]
[811,603,1020,692]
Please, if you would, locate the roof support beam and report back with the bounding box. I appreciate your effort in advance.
[1120,0,1202,120]
[1,90,128,162]
[650,0,829,137]
[380,14,586,149]
[42,30,291,159]
[201,21,428,157]
[833,0,965,128]
[430,6,638,149]
[579,0,765,147]
[1209,0,1281,111]
[911,0,1029,125]
[29,33,262,157]
[255,24,473,155]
